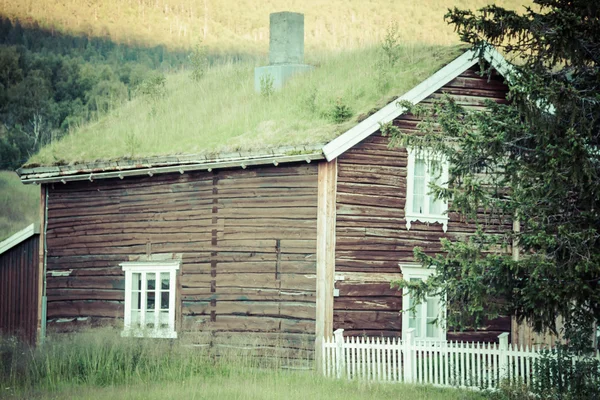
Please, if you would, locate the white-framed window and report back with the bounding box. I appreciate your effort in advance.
[400,263,446,341]
[120,261,180,338]
[405,148,449,232]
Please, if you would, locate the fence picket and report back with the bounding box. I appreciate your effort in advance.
[322,331,548,390]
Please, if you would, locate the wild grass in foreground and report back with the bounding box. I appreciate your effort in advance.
[1,329,487,400]
[0,171,39,241]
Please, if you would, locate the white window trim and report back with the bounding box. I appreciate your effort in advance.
[400,263,446,342]
[121,261,180,339]
[405,148,449,232]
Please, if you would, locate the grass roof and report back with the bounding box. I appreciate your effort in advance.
[28,45,464,167]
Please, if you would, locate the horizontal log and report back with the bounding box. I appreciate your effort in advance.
[46,276,124,290]
[182,300,314,320]
[47,300,123,319]
[334,310,402,331]
[183,315,314,333]
[334,296,402,311]
[181,288,315,302]
[336,282,401,297]
[46,289,124,302]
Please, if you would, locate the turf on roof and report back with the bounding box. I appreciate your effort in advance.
[27,45,464,168]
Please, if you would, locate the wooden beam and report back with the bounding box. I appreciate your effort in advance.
[315,159,337,370]
[36,184,47,344]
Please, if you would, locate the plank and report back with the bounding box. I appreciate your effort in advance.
[47,300,123,318]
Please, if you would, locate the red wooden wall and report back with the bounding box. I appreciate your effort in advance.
[0,235,40,344]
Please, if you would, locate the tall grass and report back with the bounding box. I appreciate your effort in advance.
[0,171,39,241]
[30,44,463,165]
[0,329,488,400]
[0,329,215,393]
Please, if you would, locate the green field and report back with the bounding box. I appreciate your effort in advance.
[0,329,488,400]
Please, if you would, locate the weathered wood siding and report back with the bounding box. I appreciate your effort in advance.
[334,65,511,341]
[0,235,40,344]
[44,163,318,352]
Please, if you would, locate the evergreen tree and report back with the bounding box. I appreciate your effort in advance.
[387,0,600,350]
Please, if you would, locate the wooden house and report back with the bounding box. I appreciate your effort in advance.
[16,46,516,361]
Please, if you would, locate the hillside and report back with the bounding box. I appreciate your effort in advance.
[3,0,532,53]
[0,171,39,241]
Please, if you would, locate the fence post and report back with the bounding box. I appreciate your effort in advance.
[334,328,344,379]
[498,332,510,384]
[404,328,416,383]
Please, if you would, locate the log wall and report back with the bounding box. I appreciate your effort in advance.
[334,65,511,341]
[44,163,318,355]
[0,234,40,344]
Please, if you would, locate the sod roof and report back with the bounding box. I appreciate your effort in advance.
[20,45,467,181]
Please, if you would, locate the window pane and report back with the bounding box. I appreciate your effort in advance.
[161,273,170,290]
[412,159,426,214]
[132,291,141,310]
[145,311,155,328]
[147,291,155,310]
[132,273,141,291]
[159,311,169,328]
[147,273,155,290]
[161,292,169,310]
[131,310,141,327]
[426,297,441,338]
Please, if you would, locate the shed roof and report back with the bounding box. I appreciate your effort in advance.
[0,223,40,256]
[18,46,512,184]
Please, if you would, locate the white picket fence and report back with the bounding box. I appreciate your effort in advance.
[322,328,543,389]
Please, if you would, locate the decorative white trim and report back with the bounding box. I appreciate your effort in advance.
[400,263,446,342]
[405,148,449,232]
[120,261,180,339]
[322,46,514,161]
[0,223,40,255]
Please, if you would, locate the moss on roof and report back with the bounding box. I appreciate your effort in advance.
[28,45,464,167]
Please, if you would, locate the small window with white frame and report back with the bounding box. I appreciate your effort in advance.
[121,261,179,338]
[400,263,446,341]
[405,148,449,232]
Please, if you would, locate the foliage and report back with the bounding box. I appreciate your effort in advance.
[188,42,209,82]
[386,0,600,349]
[328,97,353,123]
[381,23,401,68]
[259,73,275,98]
[0,18,191,170]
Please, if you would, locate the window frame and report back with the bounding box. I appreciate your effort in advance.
[400,263,446,342]
[405,148,449,232]
[120,261,180,339]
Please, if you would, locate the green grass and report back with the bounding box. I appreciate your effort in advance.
[29,44,463,166]
[0,171,39,241]
[0,329,488,400]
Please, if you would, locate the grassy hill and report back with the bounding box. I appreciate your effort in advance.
[3,0,532,53]
[0,171,39,241]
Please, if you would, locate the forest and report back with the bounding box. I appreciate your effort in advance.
[0,17,209,170]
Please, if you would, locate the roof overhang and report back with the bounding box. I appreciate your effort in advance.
[18,146,325,185]
[322,46,514,161]
[0,223,40,255]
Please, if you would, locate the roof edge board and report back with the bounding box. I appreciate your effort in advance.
[0,223,40,256]
[323,46,513,161]
[20,152,325,184]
